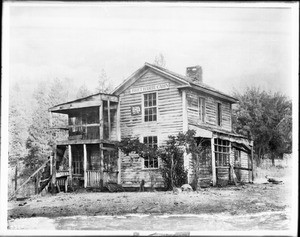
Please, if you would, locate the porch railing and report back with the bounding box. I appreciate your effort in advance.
[87,170,101,187]
[86,170,119,187]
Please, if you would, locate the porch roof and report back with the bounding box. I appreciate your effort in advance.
[189,123,253,146]
[49,93,119,114]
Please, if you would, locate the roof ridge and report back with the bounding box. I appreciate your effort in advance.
[145,62,237,102]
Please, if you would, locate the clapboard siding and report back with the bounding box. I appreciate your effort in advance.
[119,70,183,187]
[186,90,232,132]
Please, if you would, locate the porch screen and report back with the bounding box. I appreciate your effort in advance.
[214,138,230,166]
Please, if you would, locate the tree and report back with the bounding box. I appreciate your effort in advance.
[23,79,70,180]
[95,69,113,94]
[153,53,166,67]
[8,83,30,192]
[232,87,292,165]
[76,83,92,99]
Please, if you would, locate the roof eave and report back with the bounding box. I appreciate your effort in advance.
[177,85,238,103]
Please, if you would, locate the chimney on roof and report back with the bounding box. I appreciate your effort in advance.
[186,65,202,83]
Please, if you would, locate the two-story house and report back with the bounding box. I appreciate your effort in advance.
[48,62,253,191]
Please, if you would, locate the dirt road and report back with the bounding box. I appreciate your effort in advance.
[8,181,292,220]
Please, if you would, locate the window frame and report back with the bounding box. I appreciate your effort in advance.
[143,92,158,123]
[214,138,230,167]
[142,135,159,169]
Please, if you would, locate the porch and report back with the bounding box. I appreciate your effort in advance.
[52,142,120,191]
[187,124,254,187]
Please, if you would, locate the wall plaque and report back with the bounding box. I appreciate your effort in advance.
[131,105,141,115]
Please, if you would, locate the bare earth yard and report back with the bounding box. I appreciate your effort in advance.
[8,179,292,220]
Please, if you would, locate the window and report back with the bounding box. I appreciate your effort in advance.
[234,149,241,162]
[144,93,157,122]
[68,108,99,139]
[214,138,230,166]
[217,103,222,126]
[199,97,206,122]
[143,136,158,168]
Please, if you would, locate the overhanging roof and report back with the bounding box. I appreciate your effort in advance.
[49,93,119,114]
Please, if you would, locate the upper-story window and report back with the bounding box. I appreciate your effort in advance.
[217,103,222,126]
[143,136,158,168]
[199,97,206,123]
[144,92,157,122]
[68,107,99,139]
[187,93,206,123]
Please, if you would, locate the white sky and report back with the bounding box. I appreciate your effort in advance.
[5,2,298,98]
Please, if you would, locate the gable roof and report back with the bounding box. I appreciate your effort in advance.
[112,62,238,103]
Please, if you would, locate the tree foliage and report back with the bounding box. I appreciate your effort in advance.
[95,69,113,94]
[232,87,292,165]
[153,53,166,68]
[23,79,70,176]
[9,84,29,167]
[76,83,92,99]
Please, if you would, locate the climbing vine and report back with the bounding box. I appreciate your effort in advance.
[116,129,205,190]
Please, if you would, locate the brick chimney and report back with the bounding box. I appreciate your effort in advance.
[186,65,202,83]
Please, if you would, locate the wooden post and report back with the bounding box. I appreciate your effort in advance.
[99,100,103,140]
[211,137,216,186]
[68,145,72,186]
[99,143,104,190]
[117,100,121,141]
[51,146,57,194]
[229,141,232,182]
[108,99,111,140]
[182,90,188,132]
[83,144,87,188]
[117,149,121,184]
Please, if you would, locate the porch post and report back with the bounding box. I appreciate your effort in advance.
[229,141,232,182]
[108,99,111,140]
[68,145,72,185]
[99,100,103,140]
[99,143,104,190]
[51,145,57,194]
[211,137,217,186]
[117,100,121,141]
[83,144,87,188]
[117,149,121,184]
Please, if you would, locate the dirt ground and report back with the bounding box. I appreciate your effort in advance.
[8,177,292,220]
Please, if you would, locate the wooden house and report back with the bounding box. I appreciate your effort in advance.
[49,62,253,191]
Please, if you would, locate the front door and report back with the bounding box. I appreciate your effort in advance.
[103,149,118,184]
[72,145,84,176]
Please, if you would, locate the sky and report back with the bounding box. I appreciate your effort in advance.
[4,2,298,99]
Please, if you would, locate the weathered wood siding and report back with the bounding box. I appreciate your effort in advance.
[186,90,232,132]
[119,70,183,187]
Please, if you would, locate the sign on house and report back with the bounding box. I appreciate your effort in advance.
[130,83,170,94]
[131,105,141,115]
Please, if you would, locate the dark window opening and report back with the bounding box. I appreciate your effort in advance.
[217,103,222,126]
[143,136,158,168]
[144,93,157,122]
